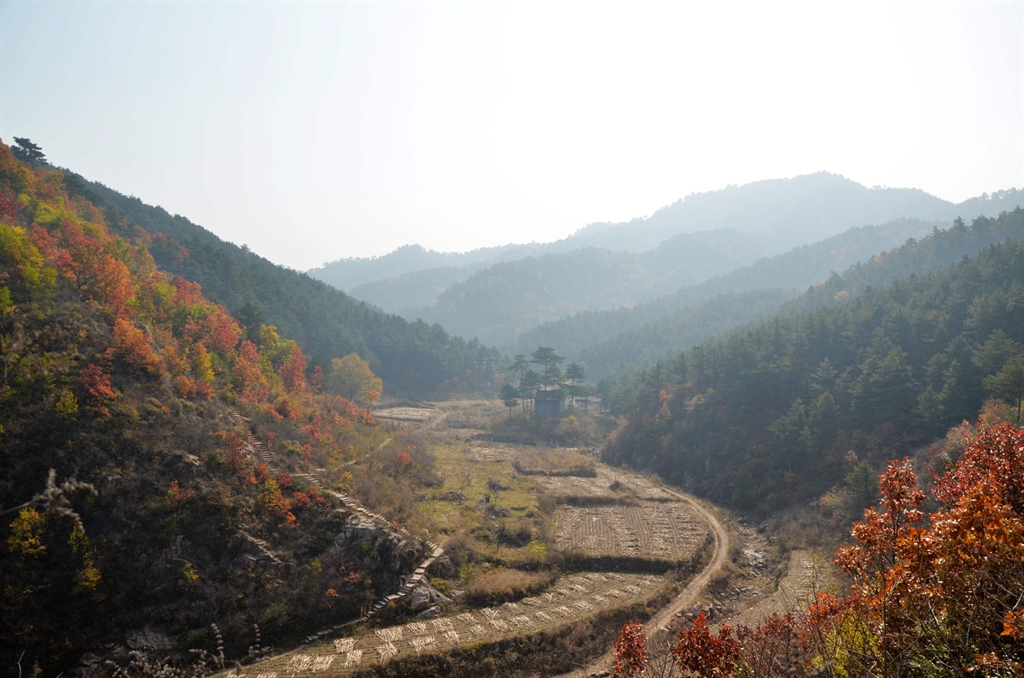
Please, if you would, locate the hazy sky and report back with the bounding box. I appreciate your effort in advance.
[2,2,1021,270]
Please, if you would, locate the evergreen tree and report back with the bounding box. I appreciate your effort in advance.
[499,383,518,419]
[12,137,45,163]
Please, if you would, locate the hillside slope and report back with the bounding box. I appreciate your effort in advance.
[309,242,545,293]
[313,175,1020,310]
[511,218,944,361]
[57,173,502,395]
[404,230,767,345]
[601,235,1024,514]
[0,143,434,674]
[575,211,1023,377]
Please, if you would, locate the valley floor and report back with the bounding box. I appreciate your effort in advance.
[223,399,830,678]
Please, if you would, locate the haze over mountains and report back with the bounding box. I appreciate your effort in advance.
[309,173,1021,350]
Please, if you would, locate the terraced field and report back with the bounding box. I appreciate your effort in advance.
[554,503,707,560]
[219,402,727,678]
[373,407,436,423]
[233,573,663,677]
[534,466,678,502]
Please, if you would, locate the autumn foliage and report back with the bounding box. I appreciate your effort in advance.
[626,421,1023,677]
[613,620,649,678]
[672,612,740,678]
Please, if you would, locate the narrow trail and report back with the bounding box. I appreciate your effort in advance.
[559,487,731,678]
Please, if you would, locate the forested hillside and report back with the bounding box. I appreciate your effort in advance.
[572,211,1024,378]
[576,289,797,378]
[406,230,767,345]
[0,142,434,674]
[55,173,502,395]
[601,236,1024,514]
[510,218,940,360]
[309,242,543,293]
[512,214,1020,369]
[350,266,479,312]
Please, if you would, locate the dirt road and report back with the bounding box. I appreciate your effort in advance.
[559,486,731,678]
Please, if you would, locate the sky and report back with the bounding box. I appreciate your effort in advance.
[1,2,1021,271]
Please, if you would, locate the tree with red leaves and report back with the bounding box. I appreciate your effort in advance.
[112,317,161,374]
[309,364,324,394]
[828,423,1024,676]
[79,364,116,414]
[672,612,739,678]
[613,621,649,678]
[279,345,307,394]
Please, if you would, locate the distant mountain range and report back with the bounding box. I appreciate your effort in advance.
[571,210,1024,379]
[509,217,946,366]
[308,173,1021,349]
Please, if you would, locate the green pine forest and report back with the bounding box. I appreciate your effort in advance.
[601,215,1023,513]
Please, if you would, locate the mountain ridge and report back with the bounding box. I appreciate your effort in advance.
[310,173,1021,304]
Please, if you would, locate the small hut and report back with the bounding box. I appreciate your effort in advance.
[534,386,566,416]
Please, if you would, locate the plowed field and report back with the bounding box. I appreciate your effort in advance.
[554,503,707,560]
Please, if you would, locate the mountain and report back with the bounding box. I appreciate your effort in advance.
[579,211,1023,378]
[55,173,503,396]
[314,174,1020,326]
[349,265,486,313]
[510,218,944,361]
[601,224,1024,514]
[561,174,1018,253]
[308,242,545,293]
[402,229,769,346]
[0,143,431,674]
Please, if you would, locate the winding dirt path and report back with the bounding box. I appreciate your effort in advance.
[559,487,731,678]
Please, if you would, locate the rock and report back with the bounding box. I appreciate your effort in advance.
[428,554,456,578]
[126,626,176,652]
[70,653,105,678]
[415,605,441,619]
[437,490,467,502]
[744,548,767,568]
[405,583,453,612]
[338,514,378,543]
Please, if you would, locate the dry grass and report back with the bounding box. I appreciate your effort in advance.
[512,448,597,477]
[464,568,553,606]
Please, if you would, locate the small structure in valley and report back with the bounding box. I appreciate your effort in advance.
[534,386,566,416]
